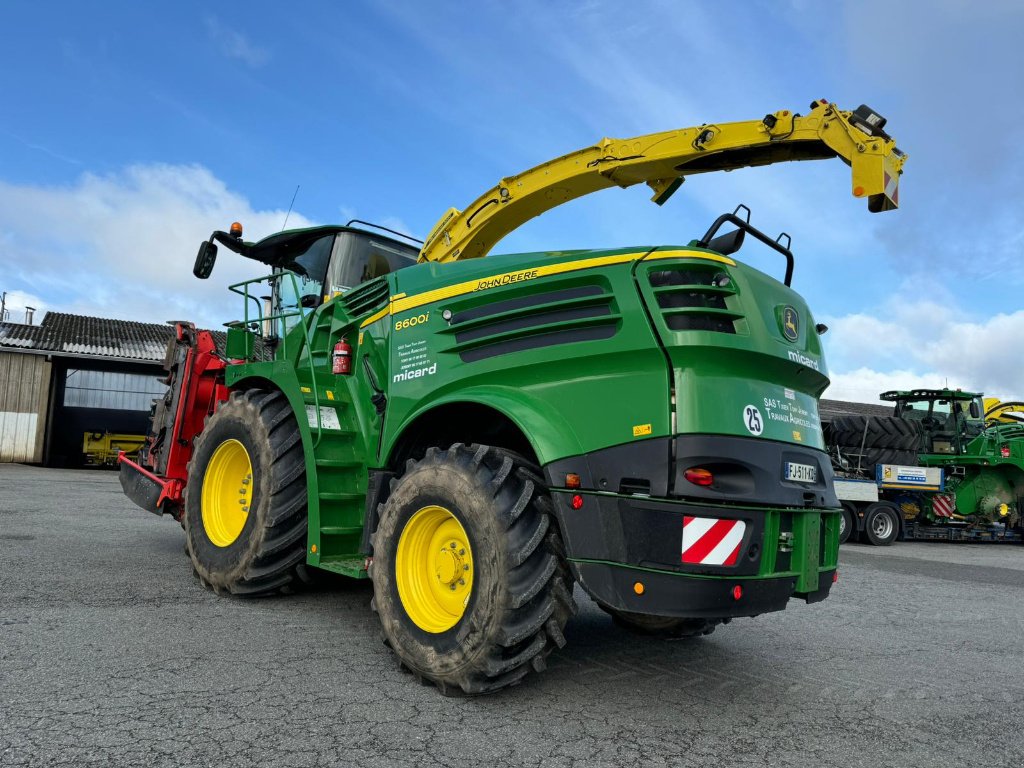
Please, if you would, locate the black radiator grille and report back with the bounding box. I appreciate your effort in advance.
[648,266,742,334]
[340,278,389,317]
[442,284,619,363]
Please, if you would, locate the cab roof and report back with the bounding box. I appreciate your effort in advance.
[880,388,982,401]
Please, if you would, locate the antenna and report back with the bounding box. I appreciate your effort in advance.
[281,185,300,231]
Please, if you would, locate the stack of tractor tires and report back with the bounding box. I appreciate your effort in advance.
[827,415,923,471]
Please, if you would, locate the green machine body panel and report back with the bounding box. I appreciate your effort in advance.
[220,232,839,604]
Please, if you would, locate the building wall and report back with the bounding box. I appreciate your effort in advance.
[0,350,51,463]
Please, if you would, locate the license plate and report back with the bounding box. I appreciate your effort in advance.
[785,461,817,483]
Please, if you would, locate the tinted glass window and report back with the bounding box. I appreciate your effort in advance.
[325,232,418,293]
[277,234,335,313]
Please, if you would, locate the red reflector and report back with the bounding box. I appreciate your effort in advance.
[1001,446,1011,458]
[731,585,742,601]
[570,494,584,510]
[684,467,714,487]
[832,570,839,583]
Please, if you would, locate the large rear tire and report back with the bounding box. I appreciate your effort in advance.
[184,389,309,596]
[828,415,922,469]
[370,443,575,695]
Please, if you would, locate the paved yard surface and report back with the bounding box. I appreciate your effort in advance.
[2,463,1022,767]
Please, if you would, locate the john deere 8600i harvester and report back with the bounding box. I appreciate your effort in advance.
[120,101,905,694]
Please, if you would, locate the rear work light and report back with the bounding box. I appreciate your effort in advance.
[684,467,714,487]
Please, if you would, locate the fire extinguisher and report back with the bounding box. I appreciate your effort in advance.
[332,338,352,375]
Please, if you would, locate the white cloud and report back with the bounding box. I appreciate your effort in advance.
[0,164,313,329]
[824,367,949,404]
[823,293,1024,401]
[204,16,269,68]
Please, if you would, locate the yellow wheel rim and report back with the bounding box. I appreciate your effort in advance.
[395,505,474,633]
[201,439,253,548]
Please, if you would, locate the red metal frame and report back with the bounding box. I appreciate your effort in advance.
[118,322,231,519]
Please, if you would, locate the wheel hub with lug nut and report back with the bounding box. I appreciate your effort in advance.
[201,439,253,548]
[395,505,474,633]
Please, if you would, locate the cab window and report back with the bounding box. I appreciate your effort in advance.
[325,232,418,294]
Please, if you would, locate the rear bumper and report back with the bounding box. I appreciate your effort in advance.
[575,561,835,619]
[543,438,840,619]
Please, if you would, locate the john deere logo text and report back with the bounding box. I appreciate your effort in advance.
[395,312,429,332]
[474,269,539,292]
[781,305,799,342]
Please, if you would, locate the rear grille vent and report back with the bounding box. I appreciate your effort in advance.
[444,284,618,363]
[340,278,389,317]
[648,267,742,334]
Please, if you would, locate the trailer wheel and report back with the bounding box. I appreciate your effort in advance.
[603,609,720,638]
[184,389,308,596]
[863,502,899,546]
[839,502,857,544]
[370,443,575,695]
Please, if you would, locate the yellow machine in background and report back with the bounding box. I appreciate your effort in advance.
[83,432,146,467]
[984,398,1024,425]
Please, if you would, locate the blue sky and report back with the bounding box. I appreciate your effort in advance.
[1,0,1022,402]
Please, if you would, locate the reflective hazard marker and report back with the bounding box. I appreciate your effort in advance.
[932,494,956,518]
[682,516,746,565]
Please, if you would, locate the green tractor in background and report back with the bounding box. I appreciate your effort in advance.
[829,389,1024,543]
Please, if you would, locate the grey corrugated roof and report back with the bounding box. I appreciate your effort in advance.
[819,398,893,423]
[0,312,173,362]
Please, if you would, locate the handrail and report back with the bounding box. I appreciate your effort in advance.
[227,271,325,447]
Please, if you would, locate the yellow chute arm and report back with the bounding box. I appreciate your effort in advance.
[419,100,906,263]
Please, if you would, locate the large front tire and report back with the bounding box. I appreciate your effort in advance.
[184,389,309,596]
[371,444,575,695]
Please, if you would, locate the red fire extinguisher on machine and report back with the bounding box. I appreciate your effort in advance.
[332,338,352,375]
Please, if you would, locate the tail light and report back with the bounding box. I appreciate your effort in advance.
[684,467,714,487]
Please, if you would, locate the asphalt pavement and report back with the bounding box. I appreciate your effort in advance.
[2,463,1022,767]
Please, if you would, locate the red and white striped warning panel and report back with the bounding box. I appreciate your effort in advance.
[932,494,956,518]
[884,170,899,206]
[681,516,746,566]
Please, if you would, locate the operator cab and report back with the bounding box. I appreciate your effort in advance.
[192,221,420,334]
[273,226,419,311]
[883,389,985,454]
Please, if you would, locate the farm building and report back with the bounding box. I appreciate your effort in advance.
[0,312,171,466]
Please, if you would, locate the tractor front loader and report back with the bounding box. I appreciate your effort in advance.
[120,101,906,693]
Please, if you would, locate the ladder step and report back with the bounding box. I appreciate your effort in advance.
[320,525,364,536]
[319,491,365,502]
[315,457,363,468]
[317,556,368,579]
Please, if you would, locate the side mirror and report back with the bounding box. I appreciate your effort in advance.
[969,401,981,419]
[299,294,320,309]
[705,227,745,256]
[193,241,218,279]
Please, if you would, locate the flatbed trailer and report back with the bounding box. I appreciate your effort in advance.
[834,470,1023,545]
